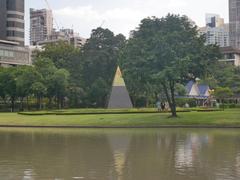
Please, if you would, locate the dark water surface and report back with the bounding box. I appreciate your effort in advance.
[0,128,240,180]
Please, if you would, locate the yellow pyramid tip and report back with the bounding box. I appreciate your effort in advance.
[112,66,125,87]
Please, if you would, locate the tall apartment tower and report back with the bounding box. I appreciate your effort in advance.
[30,8,53,45]
[205,14,224,28]
[229,0,240,49]
[199,14,229,47]
[0,0,25,46]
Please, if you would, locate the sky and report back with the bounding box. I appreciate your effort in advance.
[25,0,228,44]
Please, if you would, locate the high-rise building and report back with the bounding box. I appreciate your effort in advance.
[0,0,25,46]
[229,0,240,49]
[0,0,7,40]
[0,0,30,67]
[199,14,229,47]
[199,25,229,47]
[36,28,86,48]
[30,8,53,45]
[205,14,224,28]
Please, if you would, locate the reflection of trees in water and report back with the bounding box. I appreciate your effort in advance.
[236,153,240,177]
[108,132,132,180]
[121,131,178,180]
[175,133,211,169]
[0,130,117,180]
[174,132,240,180]
[199,134,240,180]
[120,130,240,180]
[0,129,240,180]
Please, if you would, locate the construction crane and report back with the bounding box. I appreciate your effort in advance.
[43,0,60,30]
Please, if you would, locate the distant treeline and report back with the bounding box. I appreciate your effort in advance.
[0,14,239,115]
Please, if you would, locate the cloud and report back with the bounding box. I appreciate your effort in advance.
[53,5,151,37]
[54,6,100,21]
[168,0,188,8]
[54,5,149,21]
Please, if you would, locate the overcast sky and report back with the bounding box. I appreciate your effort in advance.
[25,0,228,44]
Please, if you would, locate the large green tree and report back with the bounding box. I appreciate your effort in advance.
[31,82,47,110]
[36,41,83,95]
[202,63,240,99]
[0,68,17,112]
[50,69,70,109]
[81,27,126,107]
[34,57,70,108]
[214,87,233,110]
[120,15,221,117]
[16,66,41,111]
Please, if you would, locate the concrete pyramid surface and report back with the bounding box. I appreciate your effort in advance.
[108,66,133,109]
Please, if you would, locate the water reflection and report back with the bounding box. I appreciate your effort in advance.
[236,153,240,177]
[0,128,240,180]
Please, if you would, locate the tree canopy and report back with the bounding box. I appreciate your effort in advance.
[81,27,126,107]
[120,14,221,117]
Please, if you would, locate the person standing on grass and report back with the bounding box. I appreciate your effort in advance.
[161,102,166,111]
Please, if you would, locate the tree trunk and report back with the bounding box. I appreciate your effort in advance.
[11,97,15,112]
[169,81,177,117]
[57,96,61,109]
[61,97,64,109]
[145,98,149,108]
[48,97,52,109]
[162,81,178,118]
[26,96,29,111]
[222,98,225,111]
[20,97,24,112]
[40,96,42,110]
[37,96,41,110]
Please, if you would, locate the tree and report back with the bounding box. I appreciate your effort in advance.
[0,68,6,103]
[16,66,41,111]
[67,86,85,107]
[120,15,221,117]
[34,57,69,109]
[36,41,80,70]
[34,57,57,108]
[81,27,126,107]
[87,78,109,107]
[0,68,17,112]
[203,63,240,99]
[31,82,47,110]
[214,87,233,110]
[50,69,70,109]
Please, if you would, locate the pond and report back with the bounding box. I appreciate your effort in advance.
[0,128,239,180]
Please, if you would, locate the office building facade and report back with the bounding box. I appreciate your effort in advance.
[200,25,229,47]
[229,0,240,49]
[0,0,25,46]
[30,8,53,45]
[0,40,30,67]
[0,0,30,66]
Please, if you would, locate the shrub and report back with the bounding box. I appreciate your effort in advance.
[176,98,197,107]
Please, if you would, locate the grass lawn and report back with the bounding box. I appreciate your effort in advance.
[0,108,239,127]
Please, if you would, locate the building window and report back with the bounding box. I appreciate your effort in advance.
[7,30,24,38]
[7,21,24,29]
[7,14,24,19]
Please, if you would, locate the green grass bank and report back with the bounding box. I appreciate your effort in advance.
[0,108,239,128]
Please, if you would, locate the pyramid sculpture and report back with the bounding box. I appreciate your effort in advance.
[108,66,133,109]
